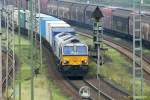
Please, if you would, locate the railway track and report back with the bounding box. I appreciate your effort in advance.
[84,78,130,100]
[73,28,150,100]
[39,33,126,100]
[66,78,114,100]
[84,79,114,100]
[17,27,132,99]
[103,35,150,83]
[18,26,125,100]
[14,22,150,100]
[39,27,136,99]
[66,77,130,100]
[2,17,130,99]
[104,36,150,74]
[76,29,150,77]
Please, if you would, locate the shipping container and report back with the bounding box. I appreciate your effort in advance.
[39,16,60,37]
[45,21,74,46]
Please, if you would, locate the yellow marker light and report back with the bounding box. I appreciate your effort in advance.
[82,60,88,64]
[64,60,69,64]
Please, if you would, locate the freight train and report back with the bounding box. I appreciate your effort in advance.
[12,9,89,77]
[45,0,150,47]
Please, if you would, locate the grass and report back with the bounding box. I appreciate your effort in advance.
[112,36,150,58]
[2,28,69,100]
[76,34,93,46]
[77,33,150,96]
[143,48,150,56]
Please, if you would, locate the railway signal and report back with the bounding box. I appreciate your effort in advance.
[92,6,104,100]
[92,6,103,50]
[92,6,103,22]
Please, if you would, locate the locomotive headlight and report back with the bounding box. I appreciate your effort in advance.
[82,60,88,64]
[84,60,87,63]
[64,60,69,64]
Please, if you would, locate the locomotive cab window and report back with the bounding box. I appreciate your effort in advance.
[63,46,74,55]
[76,46,88,55]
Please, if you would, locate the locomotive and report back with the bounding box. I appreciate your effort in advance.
[13,9,89,77]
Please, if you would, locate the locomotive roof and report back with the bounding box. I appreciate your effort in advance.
[63,43,87,46]
[55,33,73,41]
[56,35,77,46]
[63,37,78,44]
[58,33,70,38]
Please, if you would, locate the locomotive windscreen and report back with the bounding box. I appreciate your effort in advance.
[76,46,88,55]
[63,46,74,55]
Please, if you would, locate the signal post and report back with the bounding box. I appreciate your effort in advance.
[92,6,104,100]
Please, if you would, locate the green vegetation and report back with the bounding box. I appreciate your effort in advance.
[77,33,150,96]
[5,32,69,100]
[76,34,93,46]
[143,48,150,56]
[100,47,150,95]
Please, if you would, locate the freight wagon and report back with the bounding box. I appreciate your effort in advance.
[46,0,150,47]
